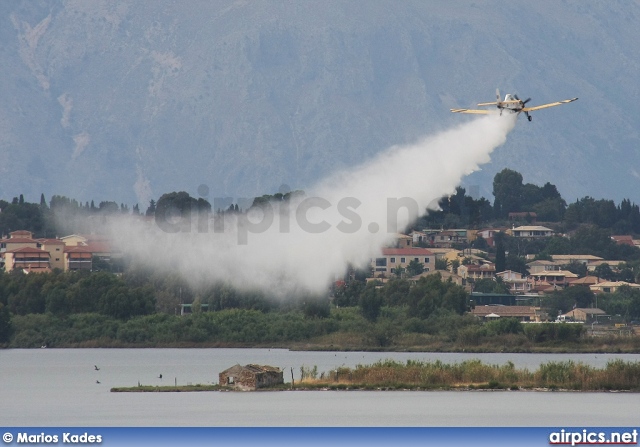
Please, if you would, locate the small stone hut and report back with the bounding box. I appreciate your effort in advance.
[219,364,284,390]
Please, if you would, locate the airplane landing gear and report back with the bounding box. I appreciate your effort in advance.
[527,115,532,122]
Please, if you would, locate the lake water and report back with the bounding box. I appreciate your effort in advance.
[2,348,640,426]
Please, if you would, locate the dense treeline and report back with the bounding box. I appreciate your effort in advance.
[3,169,640,349]
[4,265,640,349]
[0,270,155,319]
[0,194,138,237]
[418,168,640,234]
[3,167,640,239]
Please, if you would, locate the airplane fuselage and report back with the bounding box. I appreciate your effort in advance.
[498,94,532,120]
[450,89,576,123]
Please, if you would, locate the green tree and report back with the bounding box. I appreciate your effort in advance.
[486,317,523,335]
[493,168,524,217]
[541,285,595,318]
[44,286,69,316]
[472,278,510,294]
[406,259,425,276]
[302,297,330,319]
[380,278,411,306]
[359,282,383,322]
[505,254,529,276]
[0,303,12,343]
[145,199,156,216]
[333,280,365,307]
[594,263,616,281]
[562,261,588,277]
[435,258,449,270]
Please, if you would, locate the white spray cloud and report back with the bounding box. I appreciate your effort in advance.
[72,131,90,160]
[110,113,517,296]
[133,165,153,207]
[58,93,73,128]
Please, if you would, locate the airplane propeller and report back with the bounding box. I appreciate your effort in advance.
[514,94,531,106]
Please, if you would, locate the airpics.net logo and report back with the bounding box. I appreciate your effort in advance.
[152,184,440,245]
[549,429,638,446]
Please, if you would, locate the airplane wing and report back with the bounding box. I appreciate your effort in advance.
[523,98,578,112]
[450,108,493,114]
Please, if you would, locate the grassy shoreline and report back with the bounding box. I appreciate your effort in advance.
[7,342,640,353]
[111,359,640,393]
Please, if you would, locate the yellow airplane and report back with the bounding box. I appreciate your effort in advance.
[451,89,578,121]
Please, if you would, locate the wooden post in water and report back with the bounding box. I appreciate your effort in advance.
[290,367,294,389]
[175,377,177,387]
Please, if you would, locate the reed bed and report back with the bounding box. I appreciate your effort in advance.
[301,359,640,391]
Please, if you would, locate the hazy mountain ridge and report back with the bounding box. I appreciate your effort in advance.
[1,1,639,207]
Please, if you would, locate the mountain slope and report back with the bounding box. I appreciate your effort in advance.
[1,1,638,207]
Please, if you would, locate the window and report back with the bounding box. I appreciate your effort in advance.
[400,257,406,263]
[390,258,396,263]
[375,258,387,267]
[414,258,419,262]
[424,258,430,263]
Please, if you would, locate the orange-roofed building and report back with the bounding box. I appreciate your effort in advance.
[0,236,38,253]
[36,239,66,271]
[1,246,51,273]
[64,246,93,271]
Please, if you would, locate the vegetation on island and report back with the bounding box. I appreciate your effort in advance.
[2,168,640,351]
[111,359,640,392]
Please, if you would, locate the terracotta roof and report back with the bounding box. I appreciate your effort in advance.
[527,260,557,266]
[512,226,553,231]
[568,276,601,285]
[0,238,37,244]
[551,254,604,261]
[5,246,49,254]
[588,260,625,268]
[9,230,32,236]
[565,308,606,316]
[83,242,111,252]
[612,235,634,246]
[36,238,65,245]
[530,270,578,278]
[381,248,434,256]
[590,281,640,289]
[64,246,94,253]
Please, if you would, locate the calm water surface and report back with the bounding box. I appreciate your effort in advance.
[2,348,640,426]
